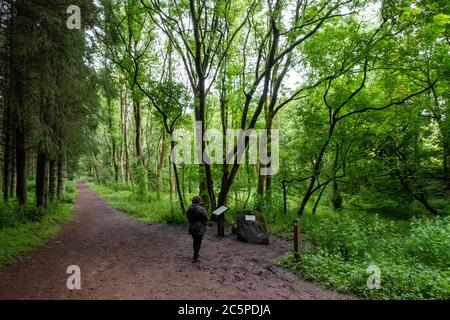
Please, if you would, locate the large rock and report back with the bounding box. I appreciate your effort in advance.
[235,210,269,244]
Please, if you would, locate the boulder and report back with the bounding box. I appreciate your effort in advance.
[235,210,269,244]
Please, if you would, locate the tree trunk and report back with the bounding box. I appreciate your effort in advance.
[2,8,13,201]
[216,26,279,209]
[2,112,9,201]
[199,165,210,210]
[57,158,66,198]
[444,140,450,188]
[119,86,124,183]
[282,180,288,215]
[93,162,101,184]
[298,123,336,215]
[313,182,328,214]
[156,127,166,199]
[107,97,119,184]
[417,195,439,215]
[217,66,229,215]
[264,120,273,208]
[256,173,265,209]
[15,126,27,205]
[44,158,49,205]
[133,98,143,165]
[182,165,187,203]
[3,123,11,200]
[113,144,119,185]
[188,0,216,212]
[9,132,16,198]
[331,144,342,210]
[122,88,130,185]
[169,156,176,194]
[298,176,316,216]
[168,152,174,212]
[265,175,272,207]
[195,86,215,211]
[171,141,186,213]
[397,171,439,215]
[48,159,57,201]
[331,179,342,210]
[36,151,48,207]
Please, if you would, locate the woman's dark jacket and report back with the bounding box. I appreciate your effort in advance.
[186,204,208,236]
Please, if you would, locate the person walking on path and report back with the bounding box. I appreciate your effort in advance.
[186,196,208,263]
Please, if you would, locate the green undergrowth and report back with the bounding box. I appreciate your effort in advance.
[0,181,77,265]
[280,209,450,299]
[87,181,188,224]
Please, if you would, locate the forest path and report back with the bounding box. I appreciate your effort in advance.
[0,181,352,299]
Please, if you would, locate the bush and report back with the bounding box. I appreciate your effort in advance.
[65,183,76,194]
[281,210,450,299]
[0,201,46,227]
[27,180,36,192]
[160,207,187,224]
[57,193,75,204]
[0,184,77,264]
[283,248,450,299]
[18,205,46,222]
[131,162,148,197]
[0,202,20,229]
[0,180,77,229]
[405,216,450,268]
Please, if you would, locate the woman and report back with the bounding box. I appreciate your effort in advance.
[186,196,208,263]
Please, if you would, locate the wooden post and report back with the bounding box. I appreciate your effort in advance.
[212,206,229,237]
[218,214,225,237]
[293,218,299,260]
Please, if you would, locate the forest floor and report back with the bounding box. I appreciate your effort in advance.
[0,181,352,299]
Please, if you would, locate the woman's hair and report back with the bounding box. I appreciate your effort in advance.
[192,196,202,205]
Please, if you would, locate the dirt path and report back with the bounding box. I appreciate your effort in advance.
[0,181,351,300]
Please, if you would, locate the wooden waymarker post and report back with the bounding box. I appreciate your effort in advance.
[293,218,299,261]
[212,206,229,237]
[218,215,224,237]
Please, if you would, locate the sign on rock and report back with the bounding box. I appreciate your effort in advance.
[245,215,256,221]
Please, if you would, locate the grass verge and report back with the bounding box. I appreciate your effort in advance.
[0,181,77,265]
[86,181,187,224]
